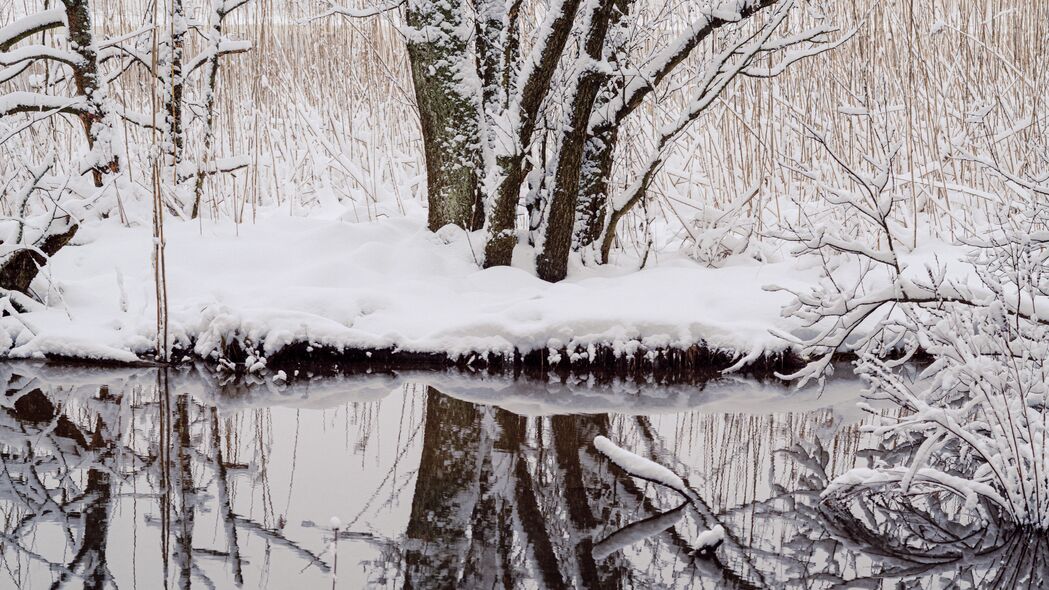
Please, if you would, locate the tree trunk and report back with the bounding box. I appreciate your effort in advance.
[0,222,78,296]
[536,0,626,282]
[165,0,187,176]
[406,0,484,232]
[482,157,527,267]
[575,126,618,252]
[191,2,228,218]
[63,0,118,187]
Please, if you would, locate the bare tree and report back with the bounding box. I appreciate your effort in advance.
[190,0,253,217]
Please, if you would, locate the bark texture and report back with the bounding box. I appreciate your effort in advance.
[406,0,485,232]
[164,0,187,172]
[575,126,618,250]
[0,223,78,296]
[536,0,630,281]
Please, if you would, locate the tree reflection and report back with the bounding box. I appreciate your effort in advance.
[399,387,768,589]
[397,386,1049,589]
[0,368,329,589]
[404,389,484,589]
[0,367,1045,588]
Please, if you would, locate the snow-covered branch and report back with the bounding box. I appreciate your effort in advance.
[0,9,65,52]
[590,0,782,129]
[741,24,853,78]
[0,92,89,119]
[304,0,406,22]
[184,39,252,76]
[0,45,83,68]
[594,435,700,504]
[178,155,250,184]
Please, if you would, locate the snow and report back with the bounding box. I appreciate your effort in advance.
[4,205,823,364]
[594,435,697,501]
[694,525,725,550]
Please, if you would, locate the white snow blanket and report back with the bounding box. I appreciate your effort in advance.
[0,206,955,364]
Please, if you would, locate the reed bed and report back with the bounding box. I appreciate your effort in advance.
[0,0,1043,251]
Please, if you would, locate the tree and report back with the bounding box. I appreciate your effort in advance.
[0,0,120,297]
[0,0,250,300]
[320,0,846,280]
[190,0,253,217]
[1,0,119,186]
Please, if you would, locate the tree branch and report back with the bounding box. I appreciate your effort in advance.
[0,92,89,119]
[0,9,65,52]
[592,0,782,130]
[303,0,405,23]
[0,45,83,68]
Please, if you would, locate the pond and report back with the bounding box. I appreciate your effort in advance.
[0,362,1041,589]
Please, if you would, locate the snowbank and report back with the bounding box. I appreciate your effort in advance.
[0,206,939,367]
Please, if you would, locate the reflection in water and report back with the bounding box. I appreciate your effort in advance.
[0,363,1043,588]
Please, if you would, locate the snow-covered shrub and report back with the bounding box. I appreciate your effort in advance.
[825,188,1049,527]
[767,122,917,387]
[781,161,1049,527]
[831,303,1049,527]
[765,107,1049,528]
[686,194,756,267]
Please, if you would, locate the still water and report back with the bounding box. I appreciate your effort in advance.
[0,362,1039,589]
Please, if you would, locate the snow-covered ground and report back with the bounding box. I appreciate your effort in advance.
[1,203,965,367]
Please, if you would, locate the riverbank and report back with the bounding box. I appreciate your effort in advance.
[3,205,961,379]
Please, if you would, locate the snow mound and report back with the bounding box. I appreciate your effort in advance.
[2,208,815,365]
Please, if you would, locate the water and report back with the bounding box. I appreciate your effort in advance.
[0,362,1041,589]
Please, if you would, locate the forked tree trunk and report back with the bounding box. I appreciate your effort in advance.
[406,0,485,232]
[399,0,789,274]
[481,0,585,268]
